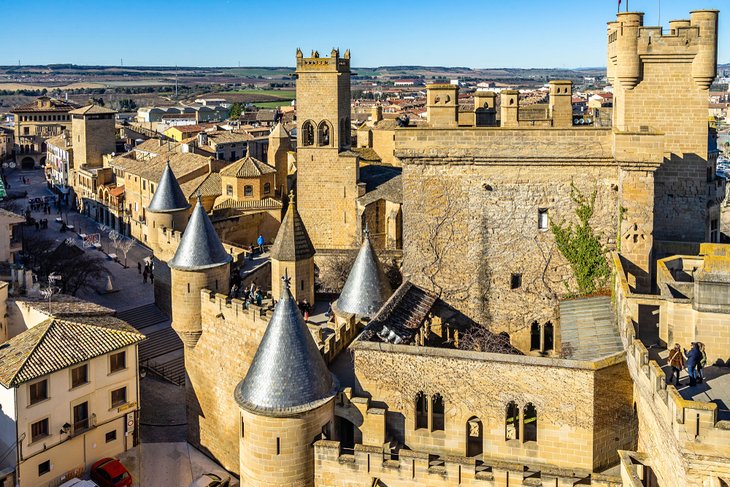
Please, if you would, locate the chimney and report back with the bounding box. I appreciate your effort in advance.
[548,80,573,128]
[500,90,520,128]
[372,105,383,122]
[426,84,459,128]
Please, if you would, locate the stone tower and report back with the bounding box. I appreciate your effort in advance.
[295,48,360,249]
[267,122,291,196]
[169,197,232,348]
[607,10,719,290]
[548,80,573,127]
[145,161,190,253]
[270,191,316,305]
[426,83,459,128]
[333,228,392,319]
[68,104,116,168]
[234,273,337,487]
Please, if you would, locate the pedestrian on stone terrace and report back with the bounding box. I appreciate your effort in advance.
[696,342,707,384]
[257,234,265,253]
[668,343,685,386]
[684,342,702,387]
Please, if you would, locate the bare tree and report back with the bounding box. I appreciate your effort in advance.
[114,236,135,268]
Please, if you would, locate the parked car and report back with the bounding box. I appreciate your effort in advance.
[189,473,230,487]
[90,458,132,487]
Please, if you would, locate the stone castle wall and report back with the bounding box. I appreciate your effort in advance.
[397,128,619,348]
[350,341,633,472]
[184,291,272,473]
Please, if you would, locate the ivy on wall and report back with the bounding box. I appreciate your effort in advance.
[549,183,610,295]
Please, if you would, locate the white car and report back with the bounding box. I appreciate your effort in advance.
[58,479,99,487]
[189,473,230,487]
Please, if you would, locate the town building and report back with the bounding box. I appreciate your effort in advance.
[0,297,144,487]
[11,97,78,169]
[0,208,24,264]
[0,127,13,163]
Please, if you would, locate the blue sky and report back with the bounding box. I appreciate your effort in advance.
[1,0,727,68]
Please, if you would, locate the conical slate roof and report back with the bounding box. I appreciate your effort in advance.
[336,229,392,317]
[234,274,337,416]
[270,192,315,262]
[168,198,232,271]
[147,161,190,213]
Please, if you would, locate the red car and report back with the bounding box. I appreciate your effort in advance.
[90,458,132,487]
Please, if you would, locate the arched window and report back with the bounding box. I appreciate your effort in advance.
[543,322,554,352]
[530,321,541,351]
[302,121,314,146]
[263,182,271,194]
[505,402,519,440]
[431,393,444,431]
[244,185,253,197]
[466,416,483,457]
[523,403,537,442]
[318,121,331,146]
[415,392,428,430]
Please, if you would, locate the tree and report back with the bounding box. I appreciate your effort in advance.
[21,236,110,296]
[228,102,243,120]
[109,231,135,268]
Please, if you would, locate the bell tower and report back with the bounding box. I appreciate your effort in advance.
[295,48,359,250]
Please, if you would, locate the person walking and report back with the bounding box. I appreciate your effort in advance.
[301,298,311,321]
[668,343,685,386]
[685,342,702,387]
[257,234,265,254]
[255,288,263,307]
[149,272,154,285]
[696,342,707,384]
[137,262,142,274]
[142,268,148,284]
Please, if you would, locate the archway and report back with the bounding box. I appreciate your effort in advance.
[20,157,35,170]
[466,416,483,457]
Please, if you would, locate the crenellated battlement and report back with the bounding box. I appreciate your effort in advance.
[295,47,350,73]
[607,10,718,90]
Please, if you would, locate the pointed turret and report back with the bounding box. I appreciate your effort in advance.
[169,198,231,348]
[267,122,291,196]
[270,191,316,304]
[235,274,336,487]
[147,161,190,213]
[145,161,191,253]
[169,197,231,271]
[335,227,392,318]
[235,272,337,415]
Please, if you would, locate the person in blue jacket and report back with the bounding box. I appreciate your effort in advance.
[684,342,702,387]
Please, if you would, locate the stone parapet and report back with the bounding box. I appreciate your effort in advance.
[613,252,730,461]
[395,127,613,164]
[314,440,622,487]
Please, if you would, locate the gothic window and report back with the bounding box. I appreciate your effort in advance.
[431,393,444,431]
[543,322,554,351]
[466,416,483,457]
[505,402,519,440]
[318,121,331,146]
[244,185,253,197]
[415,392,428,429]
[263,182,271,194]
[523,403,537,442]
[302,121,314,146]
[530,322,541,351]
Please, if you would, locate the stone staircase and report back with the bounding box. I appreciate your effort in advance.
[117,303,169,331]
[559,296,623,361]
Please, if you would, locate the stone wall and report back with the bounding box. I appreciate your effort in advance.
[397,129,618,348]
[350,341,632,472]
[184,291,272,473]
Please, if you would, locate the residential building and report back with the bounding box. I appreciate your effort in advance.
[0,208,24,264]
[11,97,78,169]
[0,297,144,487]
[0,127,12,163]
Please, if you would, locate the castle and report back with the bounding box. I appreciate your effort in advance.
[141,9,728,487]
